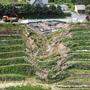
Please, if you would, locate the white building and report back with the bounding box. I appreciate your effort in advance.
[75,5,86,14]
[27,0,48,6]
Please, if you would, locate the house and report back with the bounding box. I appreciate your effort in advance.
[27,0,48,6]
[75,0,86,14]
[75,5,86,14]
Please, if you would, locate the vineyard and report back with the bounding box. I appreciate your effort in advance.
[0,24,34,81]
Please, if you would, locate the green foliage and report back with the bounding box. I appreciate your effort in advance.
[6,85,49,90]
[0,51,26,59]
[69,63,90,70]
[48,70,70,83]
[86,5,90,15]
[0,57,26,66]
[0,45,25,52]
[0,74,26,81]
[0,4,66,19]
[0,64,35,75]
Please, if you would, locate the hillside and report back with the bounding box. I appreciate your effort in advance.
[0,24,34,81]
[0,23,90,90]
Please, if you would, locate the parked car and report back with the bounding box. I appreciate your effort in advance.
[2,16,19,22]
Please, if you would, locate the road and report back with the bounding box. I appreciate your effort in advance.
[0,13,86,24]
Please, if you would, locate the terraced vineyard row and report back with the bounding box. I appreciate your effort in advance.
[57,28,90,89]
[0,28,34,81]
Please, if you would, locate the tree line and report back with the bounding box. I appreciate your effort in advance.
[0,4,71,19]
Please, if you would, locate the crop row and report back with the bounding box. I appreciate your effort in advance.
[0,64,35,75]
[70,29,89,32]
[69,63,90,70]
[0,57,27,66]
[0,39,24,45]
[65,41,90,47]
[6,85,49,90]
[0,35,21,40]
[69,53,90,59]
[0,51,26,59]
[70,46,90,51]
[0,30,20,35]
[0,45,25,52]
[0,74,26,81]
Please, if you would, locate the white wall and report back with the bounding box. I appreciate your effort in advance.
[75,5,85,12]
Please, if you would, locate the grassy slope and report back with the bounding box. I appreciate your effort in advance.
[0,24,34,81]
[6,85,49,90]
[57,27,90,88]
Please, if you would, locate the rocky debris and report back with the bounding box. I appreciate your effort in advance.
[28,21,71,35]
[36,69,48,81]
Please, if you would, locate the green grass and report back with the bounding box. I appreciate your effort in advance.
[0,64,34,75]
[0,24,31,81]
[0,45,25,52]
[0,74,26,81]
[0,51,26,59]
[0,0,26,4]
[0,57,27,66]
[59,28,90,88]
[5,85,50,90]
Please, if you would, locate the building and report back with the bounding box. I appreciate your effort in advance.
[27,0,48,6]
[75,0,86,14]
[75,5,86,14]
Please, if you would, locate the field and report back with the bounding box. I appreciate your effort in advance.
[0,24,34,81]
[55,27,90,89]
[0,0,26,4]
[0,23,90,90]
[5,85,49,90]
